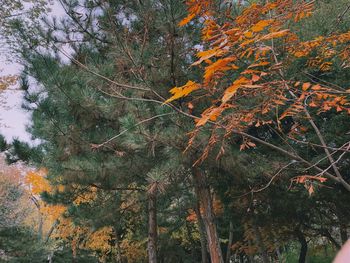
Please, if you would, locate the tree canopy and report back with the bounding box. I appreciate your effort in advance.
[1,0,350,262]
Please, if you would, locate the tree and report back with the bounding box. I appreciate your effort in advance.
[167,0,350,190]
[5,0,350,262]
[0,155,48,262]
[11,1,202,262]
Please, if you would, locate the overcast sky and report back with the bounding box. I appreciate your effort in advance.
[0,1,65,143]
[0,57,29,143]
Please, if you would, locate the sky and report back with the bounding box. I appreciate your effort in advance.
[0,1,65,144]
[0,57,30,143]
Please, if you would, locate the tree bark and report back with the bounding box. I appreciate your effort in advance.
[194,201,209,263]
[148,191,158,263]
[192,167,224,263]
[225,221,234,263]
[296,230,308,263]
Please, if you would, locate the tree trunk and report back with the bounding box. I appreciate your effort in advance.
[148,191,158,263]
[194,201,209,263]
[45,219,59,243]
[296,230,307,263]
[192,167,224,263]
[225,221,234,263]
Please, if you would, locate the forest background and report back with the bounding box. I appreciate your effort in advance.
[0,0,350,262]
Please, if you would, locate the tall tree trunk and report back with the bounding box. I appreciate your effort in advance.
[225,221,234,263]
[296,230,307,263]
[148,191,158,263]
[194,201,209,263]
[192,167,224,263]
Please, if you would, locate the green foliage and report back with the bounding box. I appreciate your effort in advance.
[0,134,7,151]
[5,139,32,164]
[3,0,350,262]
[0,227,47,263]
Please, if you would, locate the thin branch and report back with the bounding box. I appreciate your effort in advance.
[94,113,174,149]
[304,108,350,191]
[315,143,350,178]
[253,161,296,193]
[90,183,145,192]
[55,45,150,92]
[330,3,350,34]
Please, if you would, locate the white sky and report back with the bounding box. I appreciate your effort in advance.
[0,1,65,143]
[0,58,30,143]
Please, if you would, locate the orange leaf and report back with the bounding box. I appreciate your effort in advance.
[308,184,314,196]
[179,13,196,26]
[222,77,249,103]
[312,84,322,91]
[204,58,235,83]
[193,48,225,66]
[259,29,290,40]
[244,31,254,38]
[248,61,270,68]
[165,81,199,103]
[252,74,260,82]
[251,20,272,32]
[302,82,311,91]
[247,141,256,147]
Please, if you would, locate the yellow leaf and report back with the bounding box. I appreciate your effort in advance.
[164,81,199,103]
[259,29,289,40]
[251,20,272,32]
[204,57,235,83]
[192,48,225,66]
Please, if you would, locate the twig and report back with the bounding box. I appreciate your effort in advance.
[94,113,174,149]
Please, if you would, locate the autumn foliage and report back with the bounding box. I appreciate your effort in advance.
[167,0,350,156]
[2,0,350,262]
